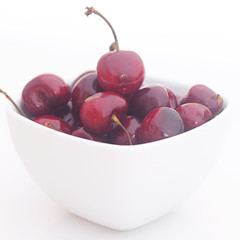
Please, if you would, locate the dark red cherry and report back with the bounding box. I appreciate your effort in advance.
[109,116,141,145]
[97,51,145,96]
[72,72,103,113]
[139,107,184,144]
[80,91,128,135]
[34,115,71,134]
[176,103,213,131]
[184,84,223,116]
[86,7,145,96]
[53,101,81,130]
[71,70,96,89]
[166,87,177,109]
[21,74,71,117]
[72,127,106,143]
[130,86,170,118]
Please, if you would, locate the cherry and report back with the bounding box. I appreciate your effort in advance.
[80,91,128,136]
[21,74,71,117]
[109,116,141,145]
[86,7,145,96]
[130,86,170,118]
[166,87,177,109]
[34,115,71,134]
[176,103,213,131]
[53,101,81,130]
[72,127,106,143]
[97,51,145,96]
[138,107,184,143]
[72,72,103,113]
[184,84,223,116]
[70,70,96,89]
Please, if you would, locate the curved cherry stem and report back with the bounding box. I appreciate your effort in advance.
[85,7,120,51]
[111,114,132,145]
[0,89,24,116]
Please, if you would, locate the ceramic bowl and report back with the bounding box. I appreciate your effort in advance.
[6,77,230,231]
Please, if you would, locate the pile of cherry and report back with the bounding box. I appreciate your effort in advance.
[0,7,223,145]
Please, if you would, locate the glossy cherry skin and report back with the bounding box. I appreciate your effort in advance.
[72,72,103,113]
[97,51,145,96]
[176,103,213,131]
[34,115,71,134]
[184,84,223,116]
[21,74,71,117]
[166,87,177,109]
[71,127,106,143]
[71,70,96,89]
[130,86,170,118]
[53,101,81,130]
[109,116,141,145]
[80,91,128,135]
[138,107,184,144]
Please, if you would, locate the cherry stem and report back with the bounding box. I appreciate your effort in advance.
[0,89,24,116]
[45,122,62,132]
[85,7,120,51]
[111,114,132,145]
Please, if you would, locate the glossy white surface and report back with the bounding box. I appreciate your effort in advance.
[0,0,240,238]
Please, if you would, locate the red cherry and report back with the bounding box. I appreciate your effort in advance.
[72,127,106,143]
[72,72,103,113]
[80,91,128,135]
[85,7,145,96]
[176,103,213,131]
[184,84,223,116]
[97,51,145,96]
[139,107,184,143]
[109,116,141,145]
[21,74,71,117]
[130,86,170,118]
[34,115,71,134]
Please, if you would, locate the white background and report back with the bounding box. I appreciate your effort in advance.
[0,0,240,239]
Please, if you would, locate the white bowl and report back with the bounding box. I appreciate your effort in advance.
[6,77,230,231]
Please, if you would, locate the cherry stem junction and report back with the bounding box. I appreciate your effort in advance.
[85,7,120,51]
[0,89,24,116]
[111,114,132,145]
